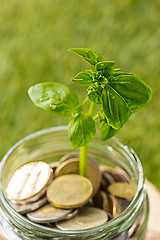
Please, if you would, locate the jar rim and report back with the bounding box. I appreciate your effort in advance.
[0,126,145,236]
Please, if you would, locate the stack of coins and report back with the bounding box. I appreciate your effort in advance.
[5,154,137,233]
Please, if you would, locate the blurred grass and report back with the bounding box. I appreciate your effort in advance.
[0,0,160,188]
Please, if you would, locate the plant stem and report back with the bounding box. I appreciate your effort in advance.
[88,101,97,116]
[79,146,88,177]
[79,101,97,176]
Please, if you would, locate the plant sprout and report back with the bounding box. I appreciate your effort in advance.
[28,48,152,177]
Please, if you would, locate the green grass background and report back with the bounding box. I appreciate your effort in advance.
[0,0,160,188]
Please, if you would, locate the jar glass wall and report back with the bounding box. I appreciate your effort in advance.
[0,127,149,240]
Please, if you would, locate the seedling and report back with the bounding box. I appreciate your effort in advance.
[28,48,152,177]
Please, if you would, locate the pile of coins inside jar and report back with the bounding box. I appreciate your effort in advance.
[5,152,137,232]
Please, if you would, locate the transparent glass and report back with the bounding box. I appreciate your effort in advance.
[0,126,149,240]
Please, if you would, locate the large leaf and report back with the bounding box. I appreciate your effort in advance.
[108,74,152,112]
[102,84,132,129]
[28,82,79,116]
[72,72,94,86]
[69,48,105,66]
[68,113,96,149]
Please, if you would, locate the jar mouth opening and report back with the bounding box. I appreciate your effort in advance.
[0,126,145,235]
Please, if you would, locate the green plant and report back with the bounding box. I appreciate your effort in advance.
[28,48,152,177]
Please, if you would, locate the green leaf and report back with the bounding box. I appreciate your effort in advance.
[102,84,132,129]
[88,84,103,104]
[95,61,115,78]
[86,70,106,84]
[28,82,79,117]
[112,71,133,77]
[86,70,99,79]
[73,98,88,116]
[108,74,152,112]
[99,118,120,141]
[72,72,94,86]
[98,109,120,140]
[69,48,105,66]
[68,113,96,149]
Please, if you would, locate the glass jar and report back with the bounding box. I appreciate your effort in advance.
[0,126,149,240]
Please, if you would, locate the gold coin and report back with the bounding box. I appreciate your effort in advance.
[93,191,110,213]
[47,174,93,209]
[55,207,108,230]
[108,194,121,218]
[55,158,101,196]
[108,182,137,200]
[27,204,72,223]
[6,161,53,204]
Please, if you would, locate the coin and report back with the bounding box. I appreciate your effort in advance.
[102,169,128,183]
[59,152,79,163]
[55,207,108,230]
[27,204,72,223]
[10,195,47,214]
[116,197,131,213]
[62,208,78,220]
[44,209,79,228]
[93,191,110,213]
[55,158,101,196]
[6,161,53,204]
[108,194,121,218]
[48,161,59,171]
[108,182,137,200]
[47,174,93,209]
[100,172,115,191]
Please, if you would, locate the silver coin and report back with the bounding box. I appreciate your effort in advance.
[61,208,78,220]
[10,196,47,214]
[56,207,108,230]
[6,161,53,204]
[48,161,59,172]
[27,204,72,223]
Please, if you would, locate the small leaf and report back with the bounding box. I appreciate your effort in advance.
[28,82,79,116]
[69,48,105,66]
[112,71,133,77]
[98,109,120,140]
[87,70,106,84]
[102,84,132,129]
[95,61,115,71]
[95,61,115,78]
[72,72,94,86]
[88,84,103,104]
[68,113,96,149]
[108,74,152,112]
[99,118,120,141]
[73,98,88,116]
